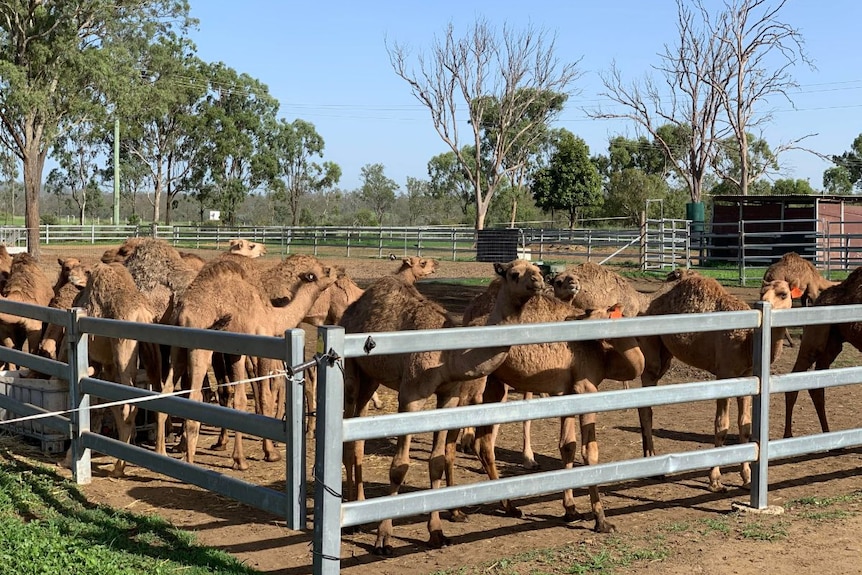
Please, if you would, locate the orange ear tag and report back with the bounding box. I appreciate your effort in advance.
[609,306,623,319]
[790,287,804,299]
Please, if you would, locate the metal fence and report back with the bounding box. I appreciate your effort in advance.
[0,291,861,573]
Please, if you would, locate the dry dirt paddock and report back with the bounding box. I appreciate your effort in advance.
[22,247,862,575]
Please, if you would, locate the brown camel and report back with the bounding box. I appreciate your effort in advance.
[784,266,862,438]
[0,245,12,290]
[463,289,642,534]
[68,262,162,477]
[763,252,838,307]
[35,257,92,362]
[0,253,54,364]
[638,275,795,492]
[339,259,545,554]
[551,262,651,316]
[169,255,337,470]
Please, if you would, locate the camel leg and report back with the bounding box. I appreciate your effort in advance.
[158,346,185,456]
[474,377,521,517]
[709,397,731,492]
[637,337,672,459]
[737,395,752,488]
[224,354,250,471]
[426,392,462,548]
[183,348,213,465]
[457,377,486,455]
[304,366,317,436]
[784,327,841,437]
[342,370,378,505]
[521,391,538,470]
[374,417,416,555]
[254,357,283,462]
[108,340,140,478]
[579,410,615,533]
[210,353,232,451]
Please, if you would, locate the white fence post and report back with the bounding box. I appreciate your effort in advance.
[750,301,773,509]
[284,328,307,531]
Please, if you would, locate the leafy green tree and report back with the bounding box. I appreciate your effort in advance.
[530,130,602,228]
[46,122,104,224]
[603,168,670,225]
[271,119,341,226]
[712,134,779,194]
[771,178,814,196]
[185,63,280,225]
[427,149,475,216]
[358,163,398,225]
[389,19,581,230]
[823,166,853,195]
[0,0,193,257]
[830,134,862,192]
[0,147,18,224]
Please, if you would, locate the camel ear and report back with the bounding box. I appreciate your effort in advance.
[57,257,64,266]
[790,286,804,299]
[229,238,240,247]
[609,305,623,319]
[493,262,506,278]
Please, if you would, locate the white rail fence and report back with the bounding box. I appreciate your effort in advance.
[0,296,861,574]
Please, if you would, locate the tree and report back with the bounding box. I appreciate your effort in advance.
[823,166,853,195]
[530,130,601,228]
[388,19,581,230]
[46,122,103,224]
[0,0,192,257]
[271,119,341,226]
[830,134,862,192]
[604,169,671,225]
[711,133,779,192]
[591,0,730,205]
[185,63,281,225]
[358,163,397,225]
[709,0,813,195]
[771,178,814,196]
[0,147,17,224]
[427,149,476,217]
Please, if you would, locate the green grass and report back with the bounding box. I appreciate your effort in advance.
[0,442,258,575]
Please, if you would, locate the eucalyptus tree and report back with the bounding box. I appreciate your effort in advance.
[827,134,862,193]
[711,133,779,193]
[114,34,206,224]
[591,0,730,205]
[0,0,193,257]
[389,18,581,230]
[708,0,812,195]
[427,149,477,217]
[0,147,17,223]
[185,63,281,225]
[530,129,602,229]
[271,118,341,226]
[358,163,398,225]
[46,121,103,224]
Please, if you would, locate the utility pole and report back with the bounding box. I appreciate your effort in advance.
[113,118,120,225]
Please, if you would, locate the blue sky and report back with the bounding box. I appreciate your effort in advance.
[188,1,862,193]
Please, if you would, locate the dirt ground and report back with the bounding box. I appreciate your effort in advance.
[23,250,862,575]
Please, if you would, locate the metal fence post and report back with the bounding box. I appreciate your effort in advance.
[68,307,92,485]
[312,326,345,575]
[284,328,307,531]
[750,301,772,509]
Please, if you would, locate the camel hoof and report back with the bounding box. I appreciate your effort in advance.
[504,506,523,519]
[232,460,250,471]
[708,482,728,493]
[428,531,451,549]
[448,509,469,523]
[563,510,583,523]
[522,457,539,470]
[264,452,282,463]
[109,468,126,479]
[210,442,228,451]
[595,520,617,534]
[372,545,394,556]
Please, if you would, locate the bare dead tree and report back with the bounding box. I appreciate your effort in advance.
[589,0,731,204]
[387,19,581,230]
[709,0,815,195]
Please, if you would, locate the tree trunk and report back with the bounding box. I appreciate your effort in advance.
[22,145,45,259]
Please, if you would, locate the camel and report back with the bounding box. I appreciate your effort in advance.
[293,257,434,435]
[67,262,162,477]
[551,262,651,316]
[784,266,862,438]
[463,289,642,534]
[169,255,337,470]
[339,259,544,554]
[0,253,54,364]
[0,244,12,290]
[637,275,796,492]
[763,252,838,307]
[763,252,839,347]
[35,257,92,362]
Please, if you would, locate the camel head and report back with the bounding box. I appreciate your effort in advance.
[493,259,545,304]
[760,279,796,310]
[762,278,803,300]
[297,261,339,292]
[666,268,699,282]
[67,262,92,288]
[57,257,89,286]
[229,238,267,258]
[101,237,146,264]
[396,256,438,282]
[551,271,580,302]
